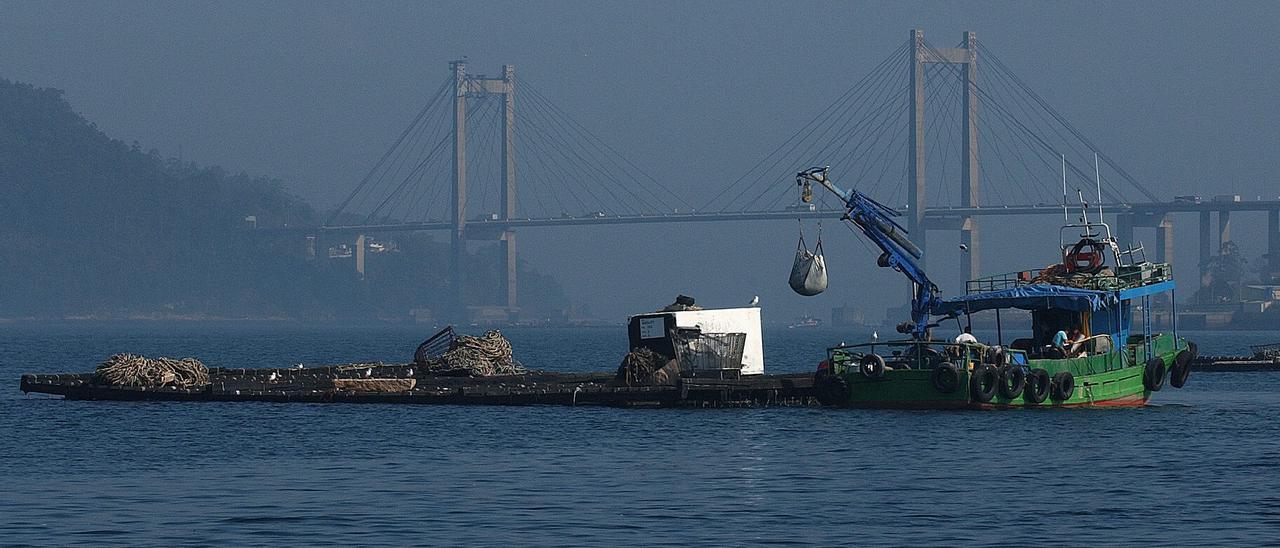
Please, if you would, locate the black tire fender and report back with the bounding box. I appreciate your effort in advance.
[1171,347,1194,389]
[1024,368,1051,404]
[970,364,999,403]
[1050,371,1075,401]
[1143,357,1166,392]
[999,365,1026,399]
[814,370,851,406]
[859,354,887,380]
[931,362,961,394]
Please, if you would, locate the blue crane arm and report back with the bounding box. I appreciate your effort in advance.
[796,167,942,340]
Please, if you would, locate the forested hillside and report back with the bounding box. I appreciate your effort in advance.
[0,79,562,320]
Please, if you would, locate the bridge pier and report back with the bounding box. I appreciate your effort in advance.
[355,233,366,280]
[1219,210,1232,250]
[1199,210,1211,281]
[1269,208,1279,281]
[1115,213,1135,248]
[1156,215,1174,266]
[1121,212,1172,266]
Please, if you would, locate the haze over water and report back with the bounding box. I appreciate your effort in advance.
[4,3,1280,545]
[3,324,1279,545]
[4,2,1278,320]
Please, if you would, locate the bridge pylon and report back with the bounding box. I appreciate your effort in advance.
[909,29,981,280]
[450,60,518,320]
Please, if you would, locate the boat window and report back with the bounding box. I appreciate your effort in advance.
[1030,309,1083,358]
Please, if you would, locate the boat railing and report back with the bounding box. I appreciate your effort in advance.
[829,340,980,370]
[1252,343,1280,361]
[966,262,1173,294]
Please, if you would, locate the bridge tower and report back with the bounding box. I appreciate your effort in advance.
[450,61,518,319]
[909,30,980,279]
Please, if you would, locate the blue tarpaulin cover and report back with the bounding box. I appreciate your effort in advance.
[931,284,1116,316]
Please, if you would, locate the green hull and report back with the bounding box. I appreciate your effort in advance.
[822,333,1193,409]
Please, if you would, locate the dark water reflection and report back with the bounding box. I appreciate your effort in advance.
[2,324,1279,545]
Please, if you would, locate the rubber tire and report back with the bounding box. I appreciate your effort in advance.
[970,364,999,403]
[999,365,1026,399]
[814,370,851,406]
[1050,371,1075,401]
[1170,347,1194,389]
[931,362,961,394]
[1024,368,1051,404]
[860,354,886,380]
[1143,357,1166,392]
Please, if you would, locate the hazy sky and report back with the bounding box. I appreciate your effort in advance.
[4,1,1279,322]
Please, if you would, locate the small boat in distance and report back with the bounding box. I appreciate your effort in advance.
[788,315,822,329]
[794,166,1196,409]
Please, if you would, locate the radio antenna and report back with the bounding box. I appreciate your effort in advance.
[1094,152,1104,221]
[1061,154,1068,222]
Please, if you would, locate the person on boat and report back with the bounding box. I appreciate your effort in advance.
[954,327,977,344]
[1051,328,1070,358]
[1068,327,1089,357]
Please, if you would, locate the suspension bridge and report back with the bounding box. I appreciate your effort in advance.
[319,29,1280,320]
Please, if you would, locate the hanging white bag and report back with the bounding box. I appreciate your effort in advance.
[789,225,827,296]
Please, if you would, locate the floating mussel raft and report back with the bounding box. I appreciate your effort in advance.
[20,322,816,408]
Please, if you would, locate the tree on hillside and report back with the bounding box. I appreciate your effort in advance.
[1197,240,1248,304]
[0,77,566,320]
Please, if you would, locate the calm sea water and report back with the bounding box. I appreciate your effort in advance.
[2,324,1280,546]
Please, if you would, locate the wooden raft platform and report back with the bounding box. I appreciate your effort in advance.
[19,363,817,408]
[1191,356,1280,372]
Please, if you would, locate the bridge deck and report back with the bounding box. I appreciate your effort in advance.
[317,200,1280,234]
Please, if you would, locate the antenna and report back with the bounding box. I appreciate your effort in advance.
[1061,154,1068,222]
[1078,189,1090,227]
[1094,152,1104,222]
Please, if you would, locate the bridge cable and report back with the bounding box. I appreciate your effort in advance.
[977,41,1157,202]
[699,39,910,212]
[517,76,692,211]
[326,78,451,226]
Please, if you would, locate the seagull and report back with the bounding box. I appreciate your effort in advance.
[872,331,879,342]
[749,295,760,307]
[405,368,414,378]
[268,371,278,382]
[294,363,305,370]
[959,243,969,252]
[364,367,373,378]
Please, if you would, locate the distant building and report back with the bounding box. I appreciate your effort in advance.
[831,304,864,327]
[1179,285,1280,329]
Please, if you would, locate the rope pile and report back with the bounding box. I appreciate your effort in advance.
[1031,263,1111,289]
[614,347,680,386]
[615,347,662,386]
[93,353,210,387]
[423,330,524,376]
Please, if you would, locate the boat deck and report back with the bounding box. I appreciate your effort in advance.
[19,364,817,407]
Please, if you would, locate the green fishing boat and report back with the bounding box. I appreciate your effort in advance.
[794,167,1195,409]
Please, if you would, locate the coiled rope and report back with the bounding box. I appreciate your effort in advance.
[423,330,524,376]
[93,353,210,387]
